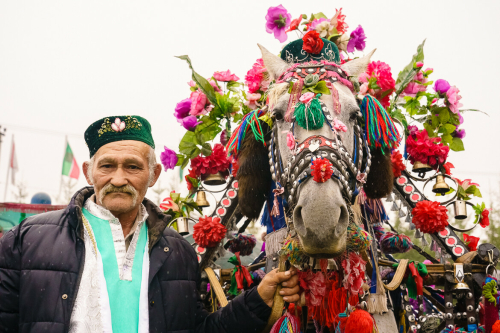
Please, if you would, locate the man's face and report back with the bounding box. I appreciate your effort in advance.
[84,140,155,215]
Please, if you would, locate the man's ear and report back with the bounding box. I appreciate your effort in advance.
[83,162,93,185]
[149,163,162,187]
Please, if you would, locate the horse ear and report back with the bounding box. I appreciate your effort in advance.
[363,148,394,199]
[258,44,289,81]
[340,49,376,78]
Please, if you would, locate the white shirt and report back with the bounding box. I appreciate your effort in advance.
[69,196,150,333]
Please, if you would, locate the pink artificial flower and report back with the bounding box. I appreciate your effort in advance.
[455,178,480,191]
[245,58,268,93]
[213,70,240,82]
[299,92,315,104]
[402,82,426,98]
[190,90,208,116]
[333,119,348,132]
[244,92,261,109]
[188,80,196,87]
[359,82,369,96]
[415,62,424,68]
[431,98,438,104]
[208,79,222,93]
[446,86,463,114]
[286,132,296,150]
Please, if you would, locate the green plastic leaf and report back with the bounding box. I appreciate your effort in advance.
[437,108,450,123]
[403,97,421,116]
[441,134,453,145]
[181,157,189,169]
[201,143,212,156]
[474,187,482,198]
[393,40,426,104]
[170,192,181,202]
[195,116,221,143]
[303,81,331,95]
[450,137,464,152]
[226,81,241,93]
[459,109,489,116]
[176,55,219,107]
[179,131,198,155]
[175,154,185,167]
[312,12,327,20]
[186,175,199,189]
[443,124,456,134]
[423,123,435,137]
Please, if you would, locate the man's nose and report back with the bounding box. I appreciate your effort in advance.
[110,167,128,187]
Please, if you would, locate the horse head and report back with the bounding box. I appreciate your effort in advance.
[236,40,394,258]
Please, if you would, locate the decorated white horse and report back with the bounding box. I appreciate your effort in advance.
[162,6,496,333]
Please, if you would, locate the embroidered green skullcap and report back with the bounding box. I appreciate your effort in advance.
[280,38,340,64]
[84,115,155,158]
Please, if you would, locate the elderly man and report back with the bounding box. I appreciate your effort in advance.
[0,115,299,333]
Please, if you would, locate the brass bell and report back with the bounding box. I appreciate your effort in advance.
[203,172,226,186]
[432,174,450,194]
[453,200,468,220]
[412,161,433,175]
[176,217,190,236]
[195,191,210,208]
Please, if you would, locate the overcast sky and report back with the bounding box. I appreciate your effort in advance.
[0,1,499,213]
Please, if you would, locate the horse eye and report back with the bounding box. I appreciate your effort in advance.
[274,112,283,121]
[349,111,359,121]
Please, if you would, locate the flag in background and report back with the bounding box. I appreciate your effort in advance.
[62,142,80,179]
[9,139,18,185]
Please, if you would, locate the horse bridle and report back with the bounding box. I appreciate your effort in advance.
[267,61,372,209]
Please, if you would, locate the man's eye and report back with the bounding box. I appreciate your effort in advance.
[129,165,139,170]
[101,164,112,168]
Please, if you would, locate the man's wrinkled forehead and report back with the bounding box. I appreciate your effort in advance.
[93,140,151,161]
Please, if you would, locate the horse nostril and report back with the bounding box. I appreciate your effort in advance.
[336,205,349,236]
[293,205,306,235]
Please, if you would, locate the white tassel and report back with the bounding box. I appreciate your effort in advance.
[265,228,288,255]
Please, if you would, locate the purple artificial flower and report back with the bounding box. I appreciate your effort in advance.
[178,115,202,131]
[454,128,466,139]
[347,25,366,53]
[174,98,192,120]
[160,146,178,171]
[434,79,451,94]
[220,129,228,146]
[265,5,292,43]
[458,112,464,125]
[407,125,419,138]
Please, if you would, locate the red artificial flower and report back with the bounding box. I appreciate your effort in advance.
[311,158,333,183]
[190,143,231,177]
[185,168,197,191]
[480,209,490,228]
[443,162,454,175]
[391,150,406,178]
[286,16,303,32]
[159,192,179,212]
[463,233,480,251]
[298,270,327,307]
[193,216,226,248]
[302,31,324,54]
[406,129,449,169]
[332,8,348,35]
[231,157,239,178]
[411,200,449,234]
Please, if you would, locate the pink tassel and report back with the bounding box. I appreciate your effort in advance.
[271,187,284,217]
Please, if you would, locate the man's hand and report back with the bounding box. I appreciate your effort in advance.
[257,266,300,307]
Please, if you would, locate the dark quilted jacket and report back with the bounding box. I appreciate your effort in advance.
[0,187,271,333]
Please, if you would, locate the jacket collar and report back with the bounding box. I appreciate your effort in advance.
[66,186,171,250]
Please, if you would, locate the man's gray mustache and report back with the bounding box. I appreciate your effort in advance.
[99,184,138,203]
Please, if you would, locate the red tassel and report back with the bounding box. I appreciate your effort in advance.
[345,309,375,333]
[269,311,300,333]
[492,320,500,333]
